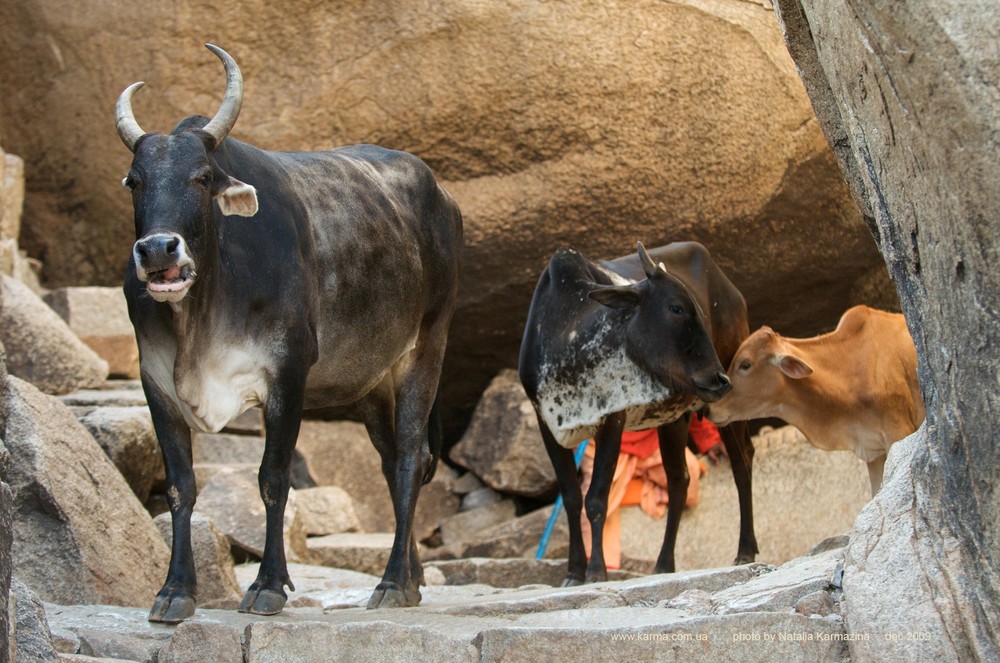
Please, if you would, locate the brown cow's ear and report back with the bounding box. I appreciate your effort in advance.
[589,285,641,310]
[215,176,259,217]
[775,354,813,379]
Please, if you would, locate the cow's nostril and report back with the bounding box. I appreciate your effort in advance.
[166,237,180,255]
[717,372,731,388]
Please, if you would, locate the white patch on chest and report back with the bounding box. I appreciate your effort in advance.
[173,343,271,433]
[535,325,696,449]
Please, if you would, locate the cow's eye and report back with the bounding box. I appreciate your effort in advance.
[196,173,213,188]
[739,359,752,371]
[668,305,683,315]
[122,174,138,191]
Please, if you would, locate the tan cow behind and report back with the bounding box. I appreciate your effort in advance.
[707,305,924,495]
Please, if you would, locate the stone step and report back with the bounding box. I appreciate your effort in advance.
[45,549,851,662]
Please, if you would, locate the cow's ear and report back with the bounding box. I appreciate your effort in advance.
[775,354,813,379]
[590,285,641,310]
[215,176,259,217]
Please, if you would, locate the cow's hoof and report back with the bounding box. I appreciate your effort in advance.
[733,554,756,566]
[561,577,584,588]
[238,588,287,615]
[366,582,421,609]
[148,594,195,624]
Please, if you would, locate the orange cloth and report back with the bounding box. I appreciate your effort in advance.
[689,416,723,454]
[579,430,708,569]
[619,429,659,458]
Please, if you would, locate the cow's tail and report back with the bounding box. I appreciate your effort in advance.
[423,396,443,485]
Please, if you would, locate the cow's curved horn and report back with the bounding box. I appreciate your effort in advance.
[637,242,660,279]
[201,44,243,146]
[115,82,147,152]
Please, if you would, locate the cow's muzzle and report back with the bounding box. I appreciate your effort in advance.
[133,232,197,302]
[693,371,732,403]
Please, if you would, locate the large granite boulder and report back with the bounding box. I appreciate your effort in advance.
[193,467,308,563]
[4,376,169,607]
[294,486,362,537]
[295,421,394,533]
[0,0,892,439]
[76,406,162,504]
[449,369,555,498]
[772,1,1000,660]
[0,276,108,395]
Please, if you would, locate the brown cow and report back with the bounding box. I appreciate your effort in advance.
[706,305,924,494]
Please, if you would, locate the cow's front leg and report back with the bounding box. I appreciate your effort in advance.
[654,414,691,574]
[538,418,587,586]
[145,381,198,624]
[584,412,625,583]
[866,454,886,496]
[238,370,306,616]
[722,420,758,565]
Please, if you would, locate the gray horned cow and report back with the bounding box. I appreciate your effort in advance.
[519,242,757,584]
[116,44,462,622]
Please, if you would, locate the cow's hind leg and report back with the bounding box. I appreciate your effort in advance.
[364,329,450,609]
[722,420,758,564]
[538,418,587,586]
[146,383,198,623]
[584,412,625,583]
[238,368,307,615]
[358,381,423,609]
[653,414,691,574]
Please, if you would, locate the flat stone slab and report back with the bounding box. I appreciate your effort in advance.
[59,386,147,409]
[426,557,639,589]
[47,553,852,662]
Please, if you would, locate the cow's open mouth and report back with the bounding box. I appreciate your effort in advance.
[146,264,195,293]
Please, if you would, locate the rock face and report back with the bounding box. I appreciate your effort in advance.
[4,376,169,607]
[0,339,12,663]
[0,0,892,440]
[772,1,1000,660]
[449,370,555,498]
[10,579,58,663]
[0,276,108,395]
[843,428,949,662]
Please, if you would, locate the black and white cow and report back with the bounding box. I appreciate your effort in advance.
[115,44,462,622]
[519,241,757,584]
